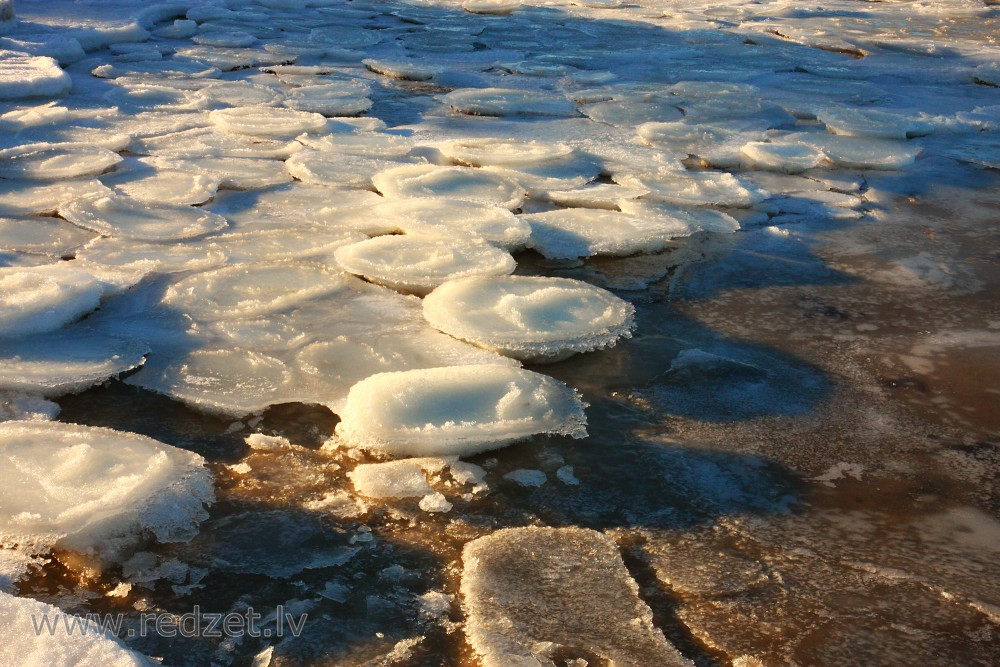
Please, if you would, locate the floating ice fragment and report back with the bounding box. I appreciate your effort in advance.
[796,134,920,170]
[619,170,767,207]
[59,193,227,241]
[581,97,684,127]
[442,88,578,117]
[423,275,635,363]
[503,469,546,487]
[101,161,221,205]
[76,237,227,273]
[336,366,587,457]
[0,591,153,667]
[163,262,354,321]
[283,83,371,117]
[0,52,71,99]
[92,60,219,80]
[740,141,826,173]
[363,58,441,81]
[522,207,687,259]
[374,164,526,210]
[192,80,283,109]
[818,107,933,140]
[462,527,692,667]
[556,465,579,485]
[0,392,59,423]
[209,106,328,138]
[541,183,648,210]
[285,150,412,189]
[0,144,122,180]
[192,31,256,48]
[463,0,520,15]
[349,458,449,498]
[419,492,452,513]
[297,131,413,159]
[439,138,574,168]
[0,264,118,338]
[334,235,516,296]
[0,330,147,396]
[147,156,292,190]
[0,216,95,255]
[0,421,213,559]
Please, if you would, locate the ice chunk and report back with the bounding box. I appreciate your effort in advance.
[192,31,256,48]
[144,348,293,416]
[0,144,122,180]
[0,421,212,558]
[796,134,920,170]
[0,264,115,338]
[540,183,648,210]
[203,227,363,264]
[373,164,526,210]
[101,161,221,205]
[618,170,766,208]
[617,200,741,234]
[297,131,414,159]
[191,80,283,109]
[335,365,587,457]
[423,275,635,363]
[0,330,147,396]
[349,458,450,499]
[134,127,303,159]
[503,469,546,487]
[285,150,413,189]
[209,106,328,138]
[0,591,152,667]
[442,88,578,117]
[283,83,371,116]
[92,60,219,80]
[76,237,227,273]
[439,139,574,168]
[740,141,826,173]
[59,193,227,241]
[375,199,529,249]
[363,58,440,81]
[146,156,291,190]
[163,263,354,321]
[0,52,71,99]
[333,236,516,296]
[581,96,684,127]
[522,207,687,259]
[818,107,933,139]
[461,527,692,667]
[463,0,520,15]
[0,217,94,256]
[419,492,452,513]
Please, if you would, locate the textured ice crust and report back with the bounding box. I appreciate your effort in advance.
[423,276,635,362]
[0,591,152,667]
[462,527,692,667]
[0,421,213,560]
[335,366,588,457]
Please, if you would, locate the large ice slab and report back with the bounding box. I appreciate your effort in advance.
[619,169,767,208]
[0,421,213,559]
[462,527,692,667]
[335,365,587,457]
[209,106,327,137]
[333,235,516,296]
[442,88,577,117]
[440,139,574,168]
[0,591,152,667]
[0,216,95,256]
[373,164,526,210]
[423,275,635,362]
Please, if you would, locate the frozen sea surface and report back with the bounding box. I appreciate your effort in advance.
[1,0,1000,665]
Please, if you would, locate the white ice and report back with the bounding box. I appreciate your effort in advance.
[0,144,122,180]
[209,106,328,138]
[0,51,70,99]
[373,164,526,210]
[0,591,152,667]
[522,207,688,259]
[423,275,635,363]
[335,365,587,457]
[442,88,578,117]
[0,421,213,560]
[439,138,575,168]
[333,235,516,296]
[58,193,228,241]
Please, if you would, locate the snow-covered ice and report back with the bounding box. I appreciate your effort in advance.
[58,193,228,241]
[423,275,635,362]
[0,144,122,180]
[373,164,527,210]
[522,207,689,259]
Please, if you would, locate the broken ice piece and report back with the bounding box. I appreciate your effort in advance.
[521,207,688,259]
[209,106,328,138]
[442,88,578,117]
[363,58,440,81]
[462,527,692,667]
[336,366,587,457]
[0,52,71,99]
[59,193,228,241]
[348,458,449,499]
[439,138,574,168]
[423,275,635,363]
[0,144,122,180]
[740,141,825,174]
